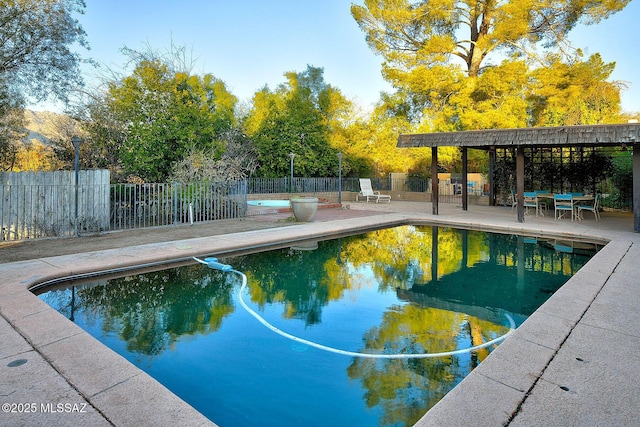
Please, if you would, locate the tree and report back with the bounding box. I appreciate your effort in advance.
[170,128,258,183]
[98,56,237,182]
[78,98,128,179]
[0,0,89,105]
[352,0,629,79]
[344,108,422,177]
[352,0,629,130]
[401,59,531,132]
[13,140,59,171]
[0,0,88,169]
[529,53,622,126]
[247,66,347,178]
[0,81,26,170]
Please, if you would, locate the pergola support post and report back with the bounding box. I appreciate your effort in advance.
[489,148,495,206]
[516,147,525,223]
[431,147,438,215]
[461,147,468,211]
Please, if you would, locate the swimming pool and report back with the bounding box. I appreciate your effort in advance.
[247,199,291,207]
[37,225,599,426]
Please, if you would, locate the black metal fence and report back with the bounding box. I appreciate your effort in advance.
[246,177,430,194]
[110,181,247,231]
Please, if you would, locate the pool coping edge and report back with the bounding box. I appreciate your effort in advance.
[0,212,627,426]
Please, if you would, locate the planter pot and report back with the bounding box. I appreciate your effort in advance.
[291,197,319,222]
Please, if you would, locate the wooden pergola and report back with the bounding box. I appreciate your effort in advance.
[397,123,640,232]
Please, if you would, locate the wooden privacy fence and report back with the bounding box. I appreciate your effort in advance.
[1,172,247,242]
[1,170,110,241]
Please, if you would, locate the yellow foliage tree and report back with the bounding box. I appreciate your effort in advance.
[14,141,59,171]
[352,0,630,132]
[530,53,623,125]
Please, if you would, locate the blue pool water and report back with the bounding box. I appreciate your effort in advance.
[38,225,599,427]
[247,199,291,207]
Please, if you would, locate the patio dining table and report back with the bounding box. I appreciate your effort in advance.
[536,193,595,219]
[536,193,595,202]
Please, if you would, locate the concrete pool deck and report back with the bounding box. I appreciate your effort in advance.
[1,201,638,426]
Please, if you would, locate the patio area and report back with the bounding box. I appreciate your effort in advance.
[0,201,638,426]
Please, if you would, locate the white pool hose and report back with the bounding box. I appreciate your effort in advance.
[194,257,516,359]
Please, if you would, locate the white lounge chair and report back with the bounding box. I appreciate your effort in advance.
[357,179,391,203]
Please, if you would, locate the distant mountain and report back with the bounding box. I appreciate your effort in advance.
[21,109,65,146]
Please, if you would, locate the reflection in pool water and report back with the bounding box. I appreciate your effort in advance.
[38,226,599,427]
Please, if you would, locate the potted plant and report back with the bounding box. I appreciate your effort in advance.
[290,196,319,222]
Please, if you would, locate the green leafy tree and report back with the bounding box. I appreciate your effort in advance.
[0,0,88,169]
[602,151,632,209]
[0,83,26,170]
[247,66,346,178]
[102,58,237,182]
[0,0,88,104]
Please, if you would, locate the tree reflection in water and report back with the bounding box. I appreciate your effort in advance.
[39,225,597,427]
[45,265,236,357]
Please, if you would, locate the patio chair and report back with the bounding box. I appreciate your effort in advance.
[535,190,551,211]
[576,194,600,221]
[524,192,546,216]
[357,179,391,203]
[508,190,517,211]
[554,194,575,221]
[554,239,574,253]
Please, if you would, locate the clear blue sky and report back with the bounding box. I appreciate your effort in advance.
[34,0,640,114]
